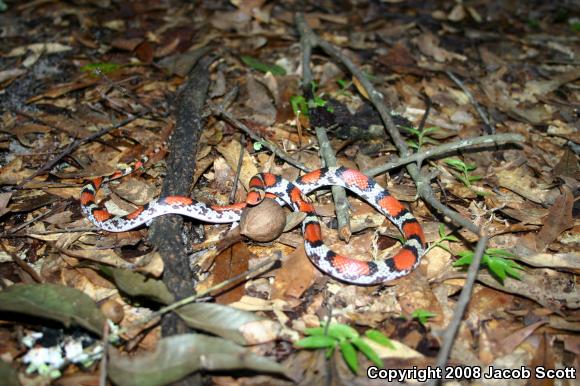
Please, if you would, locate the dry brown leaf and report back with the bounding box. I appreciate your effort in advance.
[216,140,258,191]
[212,242,251,304]
[271,245,318,300]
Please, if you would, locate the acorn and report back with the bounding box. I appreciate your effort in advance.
[239,198,286,242]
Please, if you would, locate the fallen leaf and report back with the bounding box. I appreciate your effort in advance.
[0,283,106,336]
[108,333,286,386]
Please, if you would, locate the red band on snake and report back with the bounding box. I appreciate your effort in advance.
[81,159,426,285]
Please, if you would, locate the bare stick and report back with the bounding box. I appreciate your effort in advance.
[315,127,352,241]
[445,70,494,134]
[230,133,245,204]
[428,235,489,386]
[298,15,352,241]
[363,133,524,177]
[211,105,311,173]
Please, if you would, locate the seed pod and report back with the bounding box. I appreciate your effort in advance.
[240,198,286,242]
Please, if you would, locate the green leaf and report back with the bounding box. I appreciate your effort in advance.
[0,284,106,336]
[411,309,436,325]
[438,224,446,238]
[365,330,395,349]
[423,126,441,134]
[444,158,467,170]
[453,251,474,266]
[486,248,517,258]
[101,266,175,305]
[403,127,421,136]
[295,335,337,349]
[337,79,348,89]
[108,334,286,386]
[290,95,308,116]
[304,327,325,336]
[445,235,460,242]
[80,62,121,75]
[253,141,263,151]
[571,22,580,32]
[352,338,382,367]
[487,258,507,283]
[339,340,358,373]
[327,323,359,340]
[240,56,286,76]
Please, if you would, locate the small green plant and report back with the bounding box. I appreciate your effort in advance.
[443,158,482,188]
[403,126,440,151]
[295,322,394,374]
[80,62,122,75]
[336,79,352,96]
[453,248,524,284]
[427,224,460,254]
[240,55,286,76]
[411,309,437,326]
[290,81,333,117]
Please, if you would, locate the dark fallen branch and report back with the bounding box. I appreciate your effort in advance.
[146,54,214,386]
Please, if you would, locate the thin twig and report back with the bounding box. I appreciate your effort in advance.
[15,111,149,189]
[363,133,524,177]
[446,70,494,135]
[211,105,311,172]
[315,127,352,241]
[0,242,44,283]
[119,255,279,335]
[428,234,489,386]
[230,133,245,204]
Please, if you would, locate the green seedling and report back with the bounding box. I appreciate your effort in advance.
[453,248,524,284]
[295,322,394,374]
[403,126,440,151]
[80,62,122,76]
[290,81,333,117]
[240,55,286,76]
[411,309,437,326]
[427,224,460,254]
[443,158,483,188]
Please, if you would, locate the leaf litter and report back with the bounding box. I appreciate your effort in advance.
[0,1,577,385]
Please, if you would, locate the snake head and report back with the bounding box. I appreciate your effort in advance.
[246,189,265,205]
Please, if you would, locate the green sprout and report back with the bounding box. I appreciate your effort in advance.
[443,158,483,188]
[453,248,524,284]
[403,126,440,151]
[427,224,460,254]
[290,81,333,117]
[411,309,437,326]
[80,62,122,76]
[295,322,394,374]
[240,56,286,76]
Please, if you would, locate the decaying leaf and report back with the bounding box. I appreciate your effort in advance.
[0,283,106,336]
[177,303,281,345]
[108,334,286,386]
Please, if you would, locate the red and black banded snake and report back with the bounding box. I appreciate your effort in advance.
[81,154,426,285]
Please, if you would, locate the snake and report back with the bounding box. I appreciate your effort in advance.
[81,155,426,285]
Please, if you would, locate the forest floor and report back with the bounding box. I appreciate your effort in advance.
[0,1,578,385]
